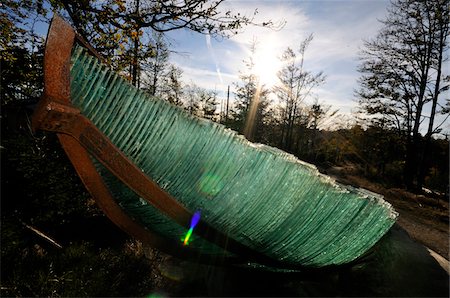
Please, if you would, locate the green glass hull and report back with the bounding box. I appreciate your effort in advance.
[69,45,397,267]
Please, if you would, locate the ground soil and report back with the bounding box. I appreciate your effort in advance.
[323,164,449,260]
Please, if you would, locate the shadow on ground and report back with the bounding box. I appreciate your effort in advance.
[152,224,449,297]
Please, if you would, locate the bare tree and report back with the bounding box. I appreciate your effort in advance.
[274,34,325,152]
[141,31,170,96]
[160,64,184,106]
[53,0,282,86]
[183,83,202,116]
[356,0,449,190]
[232,39,271,142]
[182,83,219,120]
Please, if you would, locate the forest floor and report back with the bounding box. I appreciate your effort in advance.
[323,164,449,260]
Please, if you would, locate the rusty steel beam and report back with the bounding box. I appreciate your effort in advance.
[35,96,299,269]
[57,133,236,264]
[32,16,210,261]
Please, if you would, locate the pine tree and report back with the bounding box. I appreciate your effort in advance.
[1,0,46,105]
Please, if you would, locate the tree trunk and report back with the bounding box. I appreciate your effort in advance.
[404,25,434,191]
[404,137,417,190]
[417,19,447,190]
[131,0,140,87]
[151,61,158,96]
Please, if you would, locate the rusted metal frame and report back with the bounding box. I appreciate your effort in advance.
[31,15,207,261]
[31,15,200,259]
[35,98,303,269]
[57,134,238,264]
[74,33,105,63]
[33,15,314,270]
[58,134,184,253]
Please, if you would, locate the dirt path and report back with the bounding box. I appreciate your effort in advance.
[397,212,448,259]
[324,166,449,260]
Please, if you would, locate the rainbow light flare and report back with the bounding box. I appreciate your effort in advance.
[183,211,201,245]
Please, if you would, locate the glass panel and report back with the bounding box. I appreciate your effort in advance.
[70,45,398,267]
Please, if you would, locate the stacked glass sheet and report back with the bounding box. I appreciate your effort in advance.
[69,45,398,267]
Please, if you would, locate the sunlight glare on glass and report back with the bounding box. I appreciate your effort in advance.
[253,35,282,88]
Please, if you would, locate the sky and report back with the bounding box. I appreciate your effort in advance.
[31,0,448,134]
[165,0,391,116]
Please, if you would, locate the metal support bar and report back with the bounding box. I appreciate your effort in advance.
[35,97,296,269]
[58,134,234,263]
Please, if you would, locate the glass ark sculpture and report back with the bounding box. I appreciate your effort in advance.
[32,16,397,270]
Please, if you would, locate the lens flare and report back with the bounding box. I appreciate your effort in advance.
[243,85,262,140]
[197,172,223,197]
[182,211,201,245]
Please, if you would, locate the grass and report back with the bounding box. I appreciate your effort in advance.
[1,108,177,297]
[1,224,167,297]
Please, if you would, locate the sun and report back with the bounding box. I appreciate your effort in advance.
[253,35,282,88]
